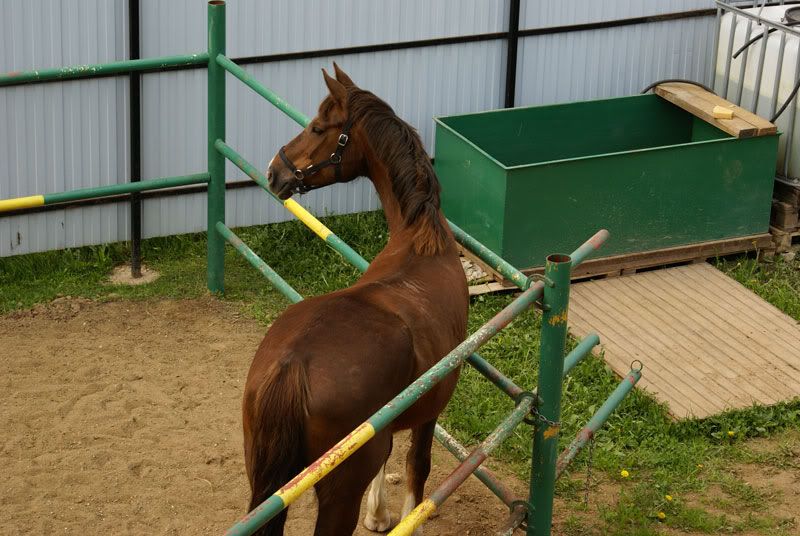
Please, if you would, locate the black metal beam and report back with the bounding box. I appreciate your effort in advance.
[504,0,521,108]
[129,0,142,277]
[518,9,717,38]
[0,8,718,88]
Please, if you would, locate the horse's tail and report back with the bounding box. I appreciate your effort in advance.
[244,358,309,536]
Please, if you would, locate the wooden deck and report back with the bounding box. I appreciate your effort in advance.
[567,263,800,420]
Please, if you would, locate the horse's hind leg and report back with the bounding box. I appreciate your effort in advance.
[401,419,436,533]
[314,431,392,536]
[364,435,393,531]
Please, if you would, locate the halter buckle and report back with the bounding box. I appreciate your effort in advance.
[337,133,349,146]
[293,169,305,180]
[330,153,342,165]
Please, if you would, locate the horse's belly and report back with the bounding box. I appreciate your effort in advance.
[389,365,461,431]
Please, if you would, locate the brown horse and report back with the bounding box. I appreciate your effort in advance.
[242,64,468,536]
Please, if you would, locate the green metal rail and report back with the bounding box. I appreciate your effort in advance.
[0,53,209,86]
[0,173,209,213]
[215,222,303,304]
[216,53,311,126]
[0,4,643,535]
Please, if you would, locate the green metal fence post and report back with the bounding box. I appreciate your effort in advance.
[528,253,572,535]
[207,0,226,293]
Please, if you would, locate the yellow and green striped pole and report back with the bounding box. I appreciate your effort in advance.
[0,173,210,213]
[214,139,370,273]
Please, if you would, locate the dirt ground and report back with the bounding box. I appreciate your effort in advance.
[0,297,521,535]
[3,297,797,535]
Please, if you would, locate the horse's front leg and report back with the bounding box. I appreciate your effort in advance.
[400,419,437,535]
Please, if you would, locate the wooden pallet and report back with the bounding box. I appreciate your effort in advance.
[771,225,800,253]
[770,179,800,240]
[771,200,799,231]
[466,233,774,294]
[526,233,774,282]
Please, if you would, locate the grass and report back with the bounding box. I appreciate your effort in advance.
[1,210,799,534]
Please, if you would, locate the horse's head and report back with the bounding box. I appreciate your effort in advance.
[267,63,363,199]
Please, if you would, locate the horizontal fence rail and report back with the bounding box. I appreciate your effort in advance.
[215,222,303,304]
[0,173,210,213]
[0,53,209,86]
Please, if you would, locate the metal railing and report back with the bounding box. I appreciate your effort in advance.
[713,0,800,182]
[0,3,643,535]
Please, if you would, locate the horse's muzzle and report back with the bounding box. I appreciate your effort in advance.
[267,167,296,200]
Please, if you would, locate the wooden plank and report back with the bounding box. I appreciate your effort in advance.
[771,226,795,252]
[774,180,800,206]
[522,233,773,282]
[611,273,791,400]
[576,283,750,410]
[680,266,800,358]
[641,269,800,396]
[567,263,800,420]
[670,82,778,136]
[655,83,758,138]
[771,200,799,231]
[468,281,509,296]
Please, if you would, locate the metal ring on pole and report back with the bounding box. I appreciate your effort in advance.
[630,360,644,372]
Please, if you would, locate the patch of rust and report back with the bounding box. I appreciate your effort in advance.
[543,425,560,440]
[547,310,568,326]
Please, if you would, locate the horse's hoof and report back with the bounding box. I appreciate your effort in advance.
[363,511,392,532]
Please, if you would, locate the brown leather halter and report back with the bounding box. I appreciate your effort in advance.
[277,118,354,194]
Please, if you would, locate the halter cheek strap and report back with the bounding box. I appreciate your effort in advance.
[277,118,354,194]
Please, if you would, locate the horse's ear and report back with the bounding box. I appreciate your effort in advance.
[333,62,355,87]
[322,68,347,106]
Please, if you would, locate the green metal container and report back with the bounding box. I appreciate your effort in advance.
[434,94,779,269]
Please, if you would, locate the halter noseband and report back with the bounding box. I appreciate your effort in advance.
[277,118,354,194]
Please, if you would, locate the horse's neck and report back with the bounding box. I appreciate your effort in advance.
[366,160,405,236]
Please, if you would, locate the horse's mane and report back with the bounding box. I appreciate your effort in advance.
[321,90,448,256]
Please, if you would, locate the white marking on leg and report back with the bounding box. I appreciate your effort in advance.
[401,491,416,518]
[364,464,391,532]
[401,491,423,536]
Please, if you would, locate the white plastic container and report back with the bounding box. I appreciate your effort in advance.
[715,5,800,179]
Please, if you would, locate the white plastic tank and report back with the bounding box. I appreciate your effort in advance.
[715,5,800,180]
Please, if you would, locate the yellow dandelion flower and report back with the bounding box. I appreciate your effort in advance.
[665,494,673,502]
[657,511,666,520]
[727,430,735,437]
[697,463,704,468]
[620,469,630,478]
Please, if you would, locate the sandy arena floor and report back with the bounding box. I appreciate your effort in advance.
[0,297,519,535]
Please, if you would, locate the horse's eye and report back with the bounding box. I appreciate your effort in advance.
[311,126,324,135]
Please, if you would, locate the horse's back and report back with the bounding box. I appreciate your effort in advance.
[248,289,416,437]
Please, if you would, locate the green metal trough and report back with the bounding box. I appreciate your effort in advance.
[434,94,780,269]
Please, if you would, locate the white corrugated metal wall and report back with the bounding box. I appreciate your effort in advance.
[516,0,717,105]
[0,0,715,257]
